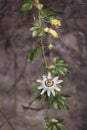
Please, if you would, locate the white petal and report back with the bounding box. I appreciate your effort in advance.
[51,89,55,96]
[37,79,42,83]
[42,75,47,80]
[47,90,51,97]
[56,80,63,84]
[40,89,46,95]
[42,82,46,88]
[55,87,61,92]
[53,76,59,82]
[47,72,52,79]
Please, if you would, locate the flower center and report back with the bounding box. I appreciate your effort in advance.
[45,79,54,87]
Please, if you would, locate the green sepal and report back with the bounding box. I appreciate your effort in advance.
[32,86,40,92]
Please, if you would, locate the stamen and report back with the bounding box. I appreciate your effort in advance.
[45,79,54,87]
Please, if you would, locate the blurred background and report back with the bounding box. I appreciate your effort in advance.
[0,0,87,130]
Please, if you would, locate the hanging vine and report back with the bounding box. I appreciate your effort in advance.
[22,0,70,130]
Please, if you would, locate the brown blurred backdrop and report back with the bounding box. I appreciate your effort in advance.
[0,0,87,130]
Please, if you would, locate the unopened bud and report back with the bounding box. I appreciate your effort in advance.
[51,118,58,123]
[47,65,55,70]
[48,44,53,50]
[37,3,43,10]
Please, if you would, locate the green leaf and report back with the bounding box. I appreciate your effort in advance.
[44,117,65,130]
[56,125,61,130]
[22,1,33,11]
[42,8,56,17]
[59,125,66,130]
[57,118,64,123]
[30,26,39,31]
[52,69,58,76]
[30,24,45,37]
[32,30,38,37]
[32,86,40,92]
[34,87,70,111]
[63,103,69,110]
[57,99,69,110]
[57,60,68,67]
[52,57,69,76]
[54,102,59,110]
[37,92,70,110]
[53,57,59,64]
[45,95,54,108]
[42,8,57,22]
[54,58,68,67]
[28,45,42,61]
[61,94,71,99]
[57,67,69,76]
[53,99,63,110]
[36,95,43,100]
[28,48,37,61]
[48,98,54,107]
[52,93,70,111]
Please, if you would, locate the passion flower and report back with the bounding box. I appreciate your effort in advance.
[37,72,63,96]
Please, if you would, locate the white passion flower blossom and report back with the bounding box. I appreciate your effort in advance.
[37,72,63,97]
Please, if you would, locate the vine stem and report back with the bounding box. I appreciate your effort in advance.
[38,9,48,68]
[41,41,48,68]
[38,10,41,26]
[50,51,53,65]
[45,106,49,118]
